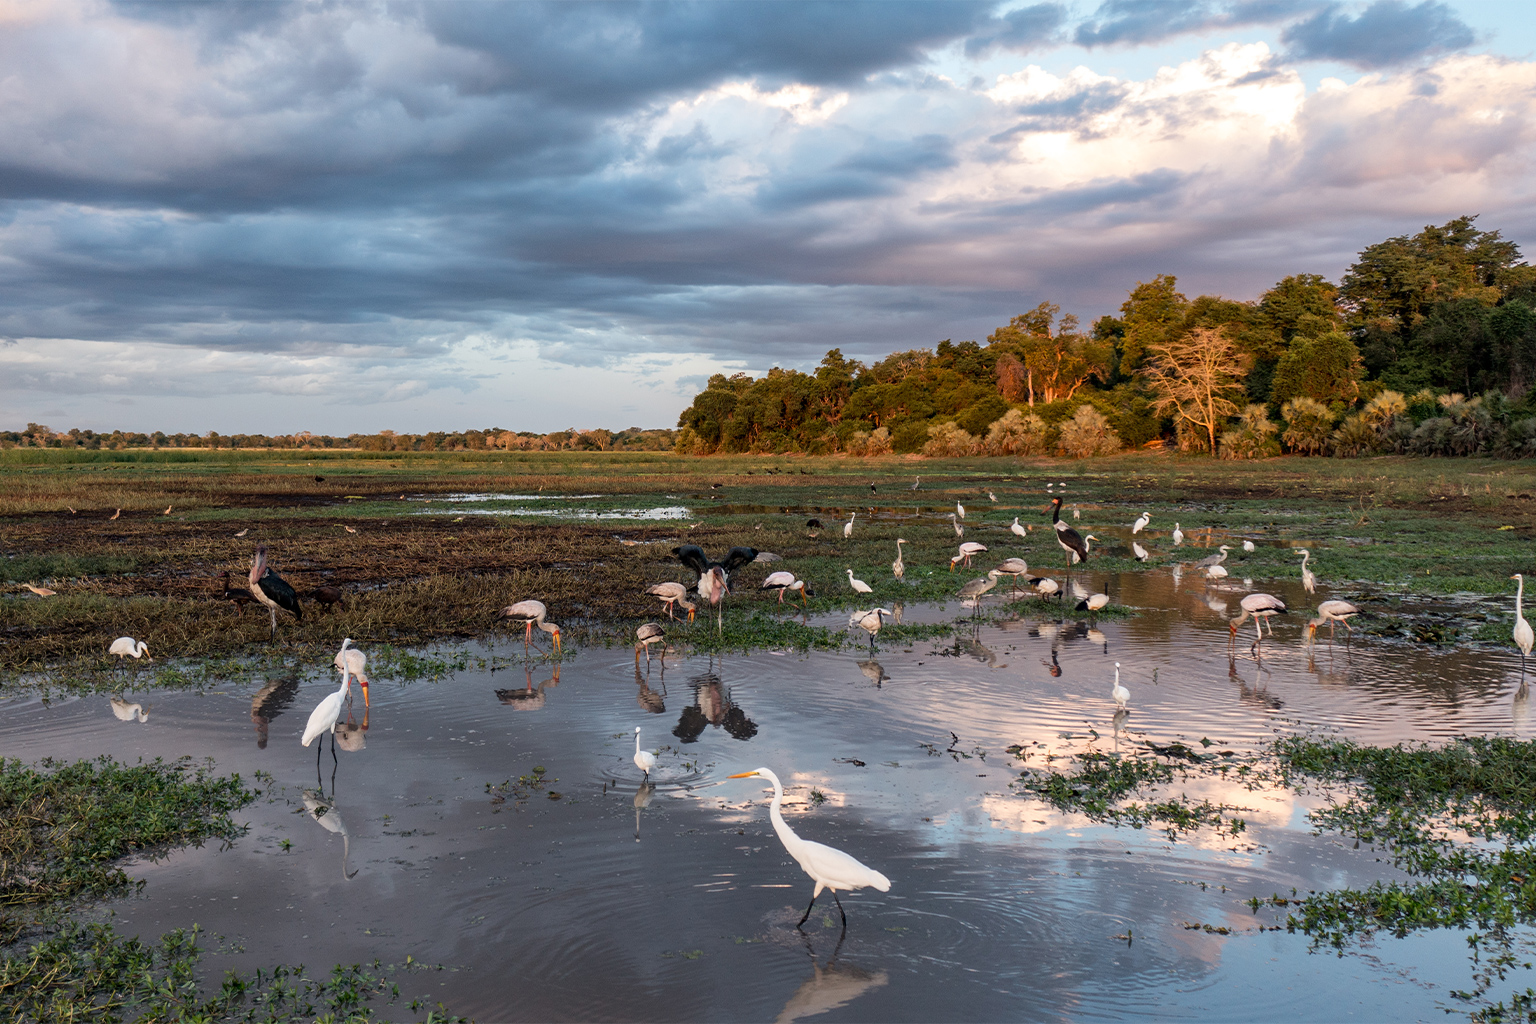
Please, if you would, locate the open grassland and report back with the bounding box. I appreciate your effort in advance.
[6,448,1536,683]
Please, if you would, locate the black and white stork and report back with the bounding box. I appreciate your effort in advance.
[1048,497,1089,570]
[249,545,302,640]
[673,544,758,634]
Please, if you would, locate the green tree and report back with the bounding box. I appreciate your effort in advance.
[1270,332,1365,407]
[1118,275,1188,376]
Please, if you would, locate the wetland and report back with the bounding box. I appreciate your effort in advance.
[7,448,1536,1021]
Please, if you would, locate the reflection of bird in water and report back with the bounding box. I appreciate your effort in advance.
[950,542,987,570]
[647,582,697,623]
[249,545,302,640]
[1230,656,1285,710]
[633,781,655,841]
[856,660,889,687]
[775,935,888,1023]
[250,675,300,748]
[334,638,370,706]
[848,608,893,651]
[110,697,148,723]
[1086,627,1107,651]
[1133,541,1148,562]
[1513,575,1534,678]
[633,664,666,713]
[1299,549,1317,595]
[891,539,906,581]
[334,707,369,752]
[1514,684,1531,737]
[500,599,562,655]
[636,622,667,667]
[674,670,757,742]
[1044,648,1062,677]
[302,674,352,771]
[303,789,359,880]
[1111,662,1129,708]
[728,767,891,929]
[845,569,872,595]
[633,726,657,779]
[1069,579,1090,602]
[958,631,1002,668]
[1111,707,1129,741]
[1205,595,1229,615]
[110,637,151,661]
[496,665,559,709]
[1229,593,1287,653]
[1307,600,1361,642]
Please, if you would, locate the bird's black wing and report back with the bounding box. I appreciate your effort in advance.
[673,545,711,579]
[258,570,304,619]
[719,546,759,573]
[1056,523,1088,558]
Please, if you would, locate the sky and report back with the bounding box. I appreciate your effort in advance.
[3,0,1536,436]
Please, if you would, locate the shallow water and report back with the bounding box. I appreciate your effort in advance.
[3,566,1531,1021]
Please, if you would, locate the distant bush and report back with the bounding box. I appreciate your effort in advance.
[1057,405,1122,458]
[1281,397,1336,455]
[984,409,1051,456]
[1330,413,1380,457]
[1220,404,1280,459]
[923,421,982,457]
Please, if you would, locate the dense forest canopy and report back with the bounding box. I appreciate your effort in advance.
[676,216,1536,458]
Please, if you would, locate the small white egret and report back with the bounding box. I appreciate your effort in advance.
[1242,540,1256,553]
[109,637,151,661]
[1299,549,1316,595]
[1514,575,1534,676]
[956,502,966,520]
[728,767,891,929]
[633,726,657,778]
[846,569,873,594]
[988,491,998,502]
[1111,663,1129,708]
[1172,523,1184,546]
[1132,512,1150,534]
[1205,564,1229,580]
[302,673,351,769]
[1011,517,1027,539]
[844,513,856,539]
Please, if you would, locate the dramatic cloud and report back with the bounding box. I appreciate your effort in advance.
[0,1,1530,433]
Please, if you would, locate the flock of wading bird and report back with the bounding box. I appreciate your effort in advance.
[88,486,1536,931]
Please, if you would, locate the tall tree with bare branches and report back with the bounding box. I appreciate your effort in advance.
[1140,327,1249,455]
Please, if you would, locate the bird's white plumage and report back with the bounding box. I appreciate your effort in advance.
[1514,575,1534,662]
[1300,549,1316,595]
[730,768,890,898]
[1172,524,1184,546]
[892,539,906,580]
[1111,663,1129,708]
[1132,512,1150,534]
[111,698,148,723]
[1132,541,1148,562]
[843,513,856,539]
[1011,517,1027,539]
[634,727,657,777]
[846,569,873,594]
[109,637,150,660]
[1242,540,1256,552]
[1206,564,1229,579]
[302,675,351,747]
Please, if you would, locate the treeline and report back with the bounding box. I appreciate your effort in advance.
[676,215,1536,458]
[1,425,677,453]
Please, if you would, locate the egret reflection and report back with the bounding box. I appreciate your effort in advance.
[633,780,655,841]
[110,697,148,723]
[250,675,300,748]
[775,936,888,1023]
[303,788,359,880]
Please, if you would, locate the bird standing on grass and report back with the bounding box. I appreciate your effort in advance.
[674,545,758,635]
[728,767,891,930]
[892,539,906,580]
[1513,575,1534,677]
[500,600,562,654]
[110,637,151,661]
[844,513,856,539]
[846,569,873,594]
[22,583,56,597]
[956,502,966,520]
[1048,498,1089,570]
[249,545,303,640]
[763,573,812,606]
[1011,517,1027,539]
[633,727,657,779]
[1172,523,1184,546]
[646,582,696,623]
[950,542,988,570]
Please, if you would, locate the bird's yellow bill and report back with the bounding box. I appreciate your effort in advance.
[727,771,760,779]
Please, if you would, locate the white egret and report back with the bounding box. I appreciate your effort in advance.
[1011,517,1027,539]
[844,513,856,539]
[1307,600,1361,642]
[727,767,891,929]
[302,673,351,769]
[500,599,562,654]
[334,638,369,707]
[956,502,966,520]
[988,491,998,502]
[846,569,873,594]
[1132,512,1150,534]
[633,727,657,778]
[1514,575,1534,676]
[1111,663,1129,708]
[109,637,151,661]
[1206,564,1229,580]
[1172,523,1184,546]
[1242,540,1256,553]
[1299,549,1316,595]
[892,539,906,581]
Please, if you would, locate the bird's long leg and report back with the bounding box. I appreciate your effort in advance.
[832,890,847,929]
[331,729,339,767]
[796,892,820,928]
[269,606,278,641]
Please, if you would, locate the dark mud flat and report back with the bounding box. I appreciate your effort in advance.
[2,571,1529,1021]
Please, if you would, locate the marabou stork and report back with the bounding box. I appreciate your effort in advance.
[1048,497,1089,570]
[1229,593,1287,653]
[1307,600,1361,642]
[762,572,812,606]
[673,544,758,634]
[249,545,303,640]
[500,599,562,654]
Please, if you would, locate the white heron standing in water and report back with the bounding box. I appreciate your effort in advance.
[1111,663,1129,708]
[302,673,351,769]
[633,727,657,779]
[109,637,151,661]
[727,767,891,929]
[1132,512,1150,534]
[1513,575,1534,676]
[1172,523,1184,546]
